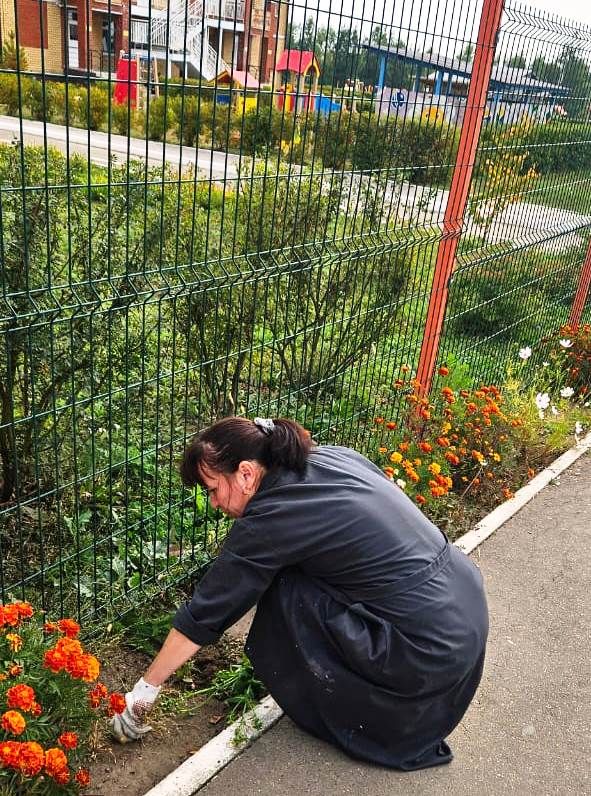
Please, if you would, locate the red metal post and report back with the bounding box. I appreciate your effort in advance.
[415,0,505,392]
[569,239,591,327]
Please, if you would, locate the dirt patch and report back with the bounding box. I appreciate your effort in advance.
[89,633,248,795]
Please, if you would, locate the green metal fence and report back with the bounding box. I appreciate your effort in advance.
[0,0,590,618]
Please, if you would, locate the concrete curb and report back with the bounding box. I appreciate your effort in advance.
[143,695,283,796]
[144,431,591,796]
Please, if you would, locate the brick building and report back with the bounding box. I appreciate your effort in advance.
[0,0,287,83]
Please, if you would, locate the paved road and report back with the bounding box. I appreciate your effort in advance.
[199,456,591,796]
[2,115,590,250]
[0,114,240,180]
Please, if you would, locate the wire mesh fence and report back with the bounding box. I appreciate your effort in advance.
[0,0,590,618]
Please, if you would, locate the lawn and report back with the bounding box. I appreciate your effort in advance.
[528,170,591,216]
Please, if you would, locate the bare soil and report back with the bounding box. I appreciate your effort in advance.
[88,633,248,795]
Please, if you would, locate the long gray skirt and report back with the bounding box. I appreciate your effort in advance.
[245,544,488,771]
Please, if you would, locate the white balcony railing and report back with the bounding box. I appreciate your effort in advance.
[205,0,244,20]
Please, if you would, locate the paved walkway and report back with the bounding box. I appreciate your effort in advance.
[0,115,240,179]
[200,455,591,796]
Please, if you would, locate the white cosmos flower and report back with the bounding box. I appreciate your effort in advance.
[560,387,574,398]
[535,392,550,410]
[518,346,532,360]
[551,405,559,415]
[396,478,407,490]
[559,339,573,348]
[575,421,584,440]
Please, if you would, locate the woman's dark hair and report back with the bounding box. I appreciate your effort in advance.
[180,417,315,488]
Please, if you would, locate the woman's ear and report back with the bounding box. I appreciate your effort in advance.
[237,460,257,494]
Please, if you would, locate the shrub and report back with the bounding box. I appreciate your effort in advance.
[79,85,109,130]
[317,110,356,169]
[0,600,126,793]
[0,31,28,71]
[0,73,20,115]
[146,95,175,141]
[538,323,591,401]
[370,368,527,516]
[111,100,132,135]
[172,94,201,147]
[22,77,45,121]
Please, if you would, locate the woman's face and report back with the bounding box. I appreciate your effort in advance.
[199,462,263,518]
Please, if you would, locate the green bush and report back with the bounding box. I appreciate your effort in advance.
[111,100,132,135]
[21,77,44,120]
[146,95,175,141]
[317,111,356,169]
[172,95,201,147]
[79,85,109,130]
[0,73,20,115]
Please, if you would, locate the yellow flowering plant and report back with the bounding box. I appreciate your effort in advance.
[0,601,125,794]
[372,366,530,516]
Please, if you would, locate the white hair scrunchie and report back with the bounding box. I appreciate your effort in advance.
[253,417,275,435]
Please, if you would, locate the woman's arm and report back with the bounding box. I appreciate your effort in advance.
[143,628,201,686]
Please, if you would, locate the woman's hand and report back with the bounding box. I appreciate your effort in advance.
[110,678,161,743]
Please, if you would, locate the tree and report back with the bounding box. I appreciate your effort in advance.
[505,54,526,69]
[457,43,474,63]
[530,56,561,85]
[558,46,591,117]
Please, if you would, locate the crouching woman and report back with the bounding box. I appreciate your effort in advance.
[112,417,488,771]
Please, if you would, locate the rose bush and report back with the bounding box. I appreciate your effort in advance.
[0,602,125,794]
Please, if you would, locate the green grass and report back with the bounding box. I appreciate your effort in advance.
[528,171,591,215]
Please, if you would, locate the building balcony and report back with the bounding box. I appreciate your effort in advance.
[205,0,244,21]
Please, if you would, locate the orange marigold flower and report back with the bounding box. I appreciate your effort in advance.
[44,747,69,779]
[435,436,450,447]
[57,619,81,639]
[460,390,470,398]
[418,442,432,453]
[30,702,42,717]
[75,768,91,787]
[17,741,45,777]
[5,633,23,653]
[413,458,422,467]
[401,364,410,373]
[394,379,405,388]
[374,416,384,425]
[383,467,395,479]
[445,452,460,466]
[466,402,478,414]
[378,446,388,454]
[385,421,397,430]
[66,653,100,683]
[44,621,59,633]
[398,442,410,453]
[6,684,37,713]
[0,605,21,628]
[474,390,486,399]
[44,647,67,674]
[108,693,126,716]
[415,495,427,505]
[1,710,26,736]
[8,664,22,677]
[473,478,481,486]
[419,409,431,420]
[502,488,514,500]
[472,450,485,464]
[58,732,78,750]
[0,740,20,769]
[527,467,535,479]
[15,602,33,620]
[438,366,449,376]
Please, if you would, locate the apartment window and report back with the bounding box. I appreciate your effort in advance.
[102,18,115,53]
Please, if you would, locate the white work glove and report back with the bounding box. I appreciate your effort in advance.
[110,678,161,743]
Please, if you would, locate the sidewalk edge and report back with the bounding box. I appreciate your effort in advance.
[144,431,591,796]
[143,695,283,796]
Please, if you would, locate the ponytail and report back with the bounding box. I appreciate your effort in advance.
[180,416,315,488]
